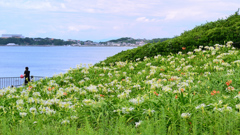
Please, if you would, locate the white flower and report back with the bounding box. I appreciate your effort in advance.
[181,113,191,118]
[16,99,24,105]
[195,104,206,109]
[232,60,240,64]
[146,63,151,66]
[121,107,134,114]
[218,100,223,104]
[162,86,172,92]
[61,120,70,124]
[215,106,232,112]
[129,97,144,105]
[135,121,142,127]
[143,109,155,115]
[234,94,240,99]
[236,104,240,109]
[29,107,37,113]
[129,66,134,70]
[82,99,96,106]
[33,92,41,97]
[19,112,27,117]
[113,109,121,113]
[136,58,141,61]
[86,85,98,93]
[99,74,105,77]
[227,41,233,47]
[71,116,78,120]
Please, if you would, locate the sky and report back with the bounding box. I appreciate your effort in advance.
[0,0,240,42]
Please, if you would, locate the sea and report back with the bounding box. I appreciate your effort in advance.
[0,46,135,77]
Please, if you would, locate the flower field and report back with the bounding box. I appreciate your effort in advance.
[1,41,240,134]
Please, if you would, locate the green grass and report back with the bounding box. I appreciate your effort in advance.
[1,42,240,134]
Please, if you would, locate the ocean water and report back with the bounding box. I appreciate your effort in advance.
[0,46,134,77]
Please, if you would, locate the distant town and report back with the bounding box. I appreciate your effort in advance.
[0,34,171,47]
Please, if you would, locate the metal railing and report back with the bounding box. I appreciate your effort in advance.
[0,76,45,89]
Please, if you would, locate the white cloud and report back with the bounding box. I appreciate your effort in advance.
[68,25,97,32]
[0,0,63,11]
[136,17,160,22]
[61,3,66,9]
[113,26,121,30]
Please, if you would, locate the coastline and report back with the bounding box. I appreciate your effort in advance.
[0,45,139,47]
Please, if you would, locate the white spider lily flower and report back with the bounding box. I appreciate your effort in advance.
[135,121,142,127]
[232,60,240,64]
[222,62,231,67]
[195,104,206,109]
[86,85,98,93]
[20,112,27,117]
[236,104,240,109]
[162,86,172,92]
[121,107,134,114]
[16,99,24,105]
[61,120,70,124]
[146,63,151,66]
[82,99,96,106]
[226,41,233,47]
[32,92,41,97]
[129,97,144,105]
[211,51,216,55]
[143,109,155,115]
[181,113,191,118]
[183,65,193,71]
[194,49,201,52]
[29,107,37,113]
[187,52,193,55]
[27,97,35,103]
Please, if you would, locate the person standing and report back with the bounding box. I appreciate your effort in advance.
[24,67,30,85]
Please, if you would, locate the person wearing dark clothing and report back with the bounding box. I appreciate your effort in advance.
[24,67,30,85]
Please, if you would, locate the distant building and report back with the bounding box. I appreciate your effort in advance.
[6,43,18,46]
[1,34,24,38]
[136,41,146,46]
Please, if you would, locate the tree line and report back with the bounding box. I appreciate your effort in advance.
[0,37,75,45]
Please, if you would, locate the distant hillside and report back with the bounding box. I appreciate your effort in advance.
[100,37,172,44]
[100,37,142,44]
[0,37,75,45]
[95,10,240,66]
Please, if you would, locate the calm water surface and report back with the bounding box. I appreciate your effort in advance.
[0,46,134,77]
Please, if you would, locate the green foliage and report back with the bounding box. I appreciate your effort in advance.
[96,11,240,66]
[146,38,172,43]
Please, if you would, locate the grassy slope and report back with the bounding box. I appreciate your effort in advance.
[1,43,240,134]
[95,11,240,66]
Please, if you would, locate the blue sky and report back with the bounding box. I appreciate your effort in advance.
[0,0,239,41]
